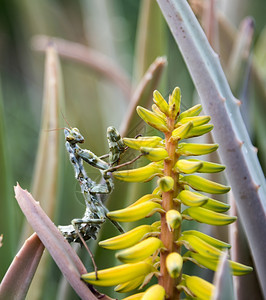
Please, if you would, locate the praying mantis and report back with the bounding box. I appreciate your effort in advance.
[58,126,133,245]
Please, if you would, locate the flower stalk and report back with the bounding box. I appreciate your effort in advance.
[159,91,182,298]
[81,87,252,300]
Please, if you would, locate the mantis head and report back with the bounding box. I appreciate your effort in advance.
[64,127,85,144]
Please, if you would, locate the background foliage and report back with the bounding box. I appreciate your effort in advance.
[0,0,265,299]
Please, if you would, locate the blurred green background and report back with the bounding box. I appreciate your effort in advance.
[0,0,265,299]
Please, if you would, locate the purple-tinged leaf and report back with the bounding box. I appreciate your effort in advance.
[0,233,44,300]
[31,35,131,100]
[14,184,99,300]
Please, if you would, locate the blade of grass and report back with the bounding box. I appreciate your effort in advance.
[157,1,266,296]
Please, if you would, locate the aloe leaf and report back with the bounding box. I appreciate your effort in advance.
[32,35,131,100]
[226,17,254,94]
[229,198,264,300]
[252,28,266,173]
[119,57,167,137]
[212,252,235,300]
[0,234,44,300]
[31,45,62,213]
[21,44,63,299]
[14,184,97,300]
[156,1,266,295]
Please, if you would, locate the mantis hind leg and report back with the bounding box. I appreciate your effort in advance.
[71,218,103,279]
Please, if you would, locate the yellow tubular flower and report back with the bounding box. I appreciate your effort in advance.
[107,201,163,222]
[153,90,170,116]
[168,87,181,118]
[152,104,168,119]
[182,230,231,249]
[187,252,253,276]
[142,284,166,300]
[183,207,237,226]
[115,276,145,293]
[180,175,230,194]
[128,194,161,208]
[81,259,155,286]
[122,293,145,300]
[177,103,202,121]
[177,143,219,156]
[170,121,193,142]
[116,237,162,263]
[113,162,163,182]
[137,106,168,132]
[178,115,211,127]
[123,136,162,150]
[178,235,224,259]
[184,275,214,300]
[184,124,214,139]
[174,159,203,174]
[201,197,230,212]
[178,190,208,207]
[140,146,169,162]
[99,224,158,250]
[187,159,225,173]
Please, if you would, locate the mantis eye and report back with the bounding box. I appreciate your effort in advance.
[72,127,80,133]
[66,135,74,142]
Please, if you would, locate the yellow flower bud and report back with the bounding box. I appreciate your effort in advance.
[166,252,183,278]
[166,209,182,230]
[142,284,165,300]
[137,106,168,132]
[153,90,169,116]
[157,176,174,192]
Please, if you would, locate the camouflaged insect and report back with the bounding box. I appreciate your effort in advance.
[58,126,125,244]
